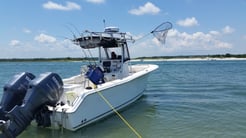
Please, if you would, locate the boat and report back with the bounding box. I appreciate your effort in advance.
[0,26,159,137]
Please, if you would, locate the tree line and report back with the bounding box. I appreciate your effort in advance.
[135,53,246,60]
[0,54,246,62]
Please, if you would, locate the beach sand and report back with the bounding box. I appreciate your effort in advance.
[131,57,246,62]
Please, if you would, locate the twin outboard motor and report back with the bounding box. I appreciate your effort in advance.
[0,72,64,138]
[0,72,35,121]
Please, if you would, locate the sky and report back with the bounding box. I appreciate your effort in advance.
[0,0,246,58]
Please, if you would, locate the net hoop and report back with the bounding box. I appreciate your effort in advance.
[151,22,172,45]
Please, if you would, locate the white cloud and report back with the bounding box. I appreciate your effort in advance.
[2,38,83,58]
[176,17,199,27]
[23,28,31,34]
[43,1,81,11]
[209,30,220,35]
[129,28,233,57]
[86,0,105,4]
[128,2,160,15]
[9,40,21,46]
[34,33,56,43]
[243,35,246,40]
[222,25,235,34]
[167,29,232,49]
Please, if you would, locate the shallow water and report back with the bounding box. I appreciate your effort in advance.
[0,60,246,138]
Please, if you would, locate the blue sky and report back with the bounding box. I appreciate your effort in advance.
[0,0,245,58]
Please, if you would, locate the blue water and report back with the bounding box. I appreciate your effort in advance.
[0,60,246,138]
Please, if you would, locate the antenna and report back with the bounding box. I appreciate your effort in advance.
[103,19,106,29]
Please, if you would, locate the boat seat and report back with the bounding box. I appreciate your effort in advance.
[117,55,122,60]
[63,84,81,91]
[103,61,111,73]
[65,91,78,106]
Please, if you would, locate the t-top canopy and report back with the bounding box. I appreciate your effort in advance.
[73,29,130,49]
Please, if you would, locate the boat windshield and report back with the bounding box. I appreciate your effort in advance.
[100,44,130,62]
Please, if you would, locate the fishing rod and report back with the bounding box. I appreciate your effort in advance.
[66,23,98,66]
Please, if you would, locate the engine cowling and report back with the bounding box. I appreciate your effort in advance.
[0,72,35,121]
[0,72,64,138]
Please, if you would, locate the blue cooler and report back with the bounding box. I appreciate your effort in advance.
[86,66,105,85]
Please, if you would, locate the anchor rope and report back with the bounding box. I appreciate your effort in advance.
[96,91,142,138]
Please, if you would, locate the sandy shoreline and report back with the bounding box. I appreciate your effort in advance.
[131,57,246,62]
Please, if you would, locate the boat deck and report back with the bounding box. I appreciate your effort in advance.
[59,64,153,108]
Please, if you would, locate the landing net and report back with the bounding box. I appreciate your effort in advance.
[151,22,172,45]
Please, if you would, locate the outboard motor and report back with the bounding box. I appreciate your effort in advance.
[0,72,63,138]
[0,72,35,121]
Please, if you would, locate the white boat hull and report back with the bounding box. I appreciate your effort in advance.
[50,64,158,131]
